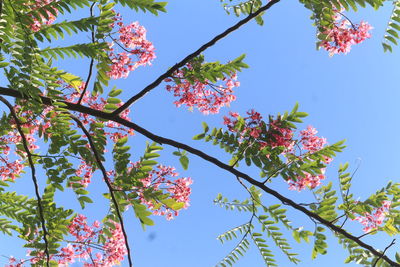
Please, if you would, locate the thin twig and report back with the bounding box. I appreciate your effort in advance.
[111,0,281,115]
[340,215,349,229]
[71,116,133,267]
[329,213,346,224]
[0,96,50,267]
[77,2,96,105]
[358,229,378,239]
[372,239,396,267]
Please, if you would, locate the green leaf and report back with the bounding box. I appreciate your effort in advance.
[193,133,205,140]
[179,155,189,170]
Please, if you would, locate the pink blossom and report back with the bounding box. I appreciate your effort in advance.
[269,120,294,151]
[320,10,373,56]
[300,125,327,153]
[165,67,240,114]
[28,0,59,32]
[287,170,326,191]
[353,201,391,232]
[138,165,193,220]
[107,17,155,79]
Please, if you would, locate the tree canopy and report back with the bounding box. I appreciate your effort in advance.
[0,0,400,266]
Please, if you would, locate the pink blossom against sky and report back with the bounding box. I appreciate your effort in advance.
[1,0,399,266]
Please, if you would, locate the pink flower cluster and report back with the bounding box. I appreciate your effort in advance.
[7,214,127,266]
[300,126,326,152]
[223,110,294,150]
[288,170,326,191]
[139,165,193,220]
[223,111,331,191]
[0,105,46,181]
[165,66,240,114]
[74,160,93,187]
[269,120,295,151]
[353,201,391,233]
[288,126,331,191]
[224,110,262,139]
[107,14,155,79]
[320,10,372,56]
[29,0,59,32]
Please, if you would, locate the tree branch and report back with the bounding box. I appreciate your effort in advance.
[77,2,96,105]
[111,0,281,115]
[71,115,133,267]
[0,96,50,267]
[0,87,398,266]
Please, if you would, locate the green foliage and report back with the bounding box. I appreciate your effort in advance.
[263,204,292,230]
[113,0,167,15]
[338,233,377,265]
[0,0,398,265]
[92,0,115,94]
[218,223,252,244]
[217,237,251,266]
[195,104,345,185]
[172,150,189,170]
[220,0,265,25]
[214,193,255,212]
[215,190,305,265]
[40,42,109,59]
[257,215,300,264]
[299,0,384,46]
[311,226,328,259]
[383,1,400,52]
[251,232,277,266]
[34,16,109,42]
[312,182,338,222]
[176,54,248,85]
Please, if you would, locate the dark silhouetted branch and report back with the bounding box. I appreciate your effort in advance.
[71,116,133,267]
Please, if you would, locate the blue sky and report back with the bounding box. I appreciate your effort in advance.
[1,0,400,266]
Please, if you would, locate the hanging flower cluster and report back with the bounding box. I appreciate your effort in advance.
[6,215,127,266]
[107,14,156,79]
[223,111,331,191]
[223,109,295,151]
[353,201,392,233]
[164,65,240,114]
[107,163,193,221]
[139,165,193,220]
[319,9,372,56]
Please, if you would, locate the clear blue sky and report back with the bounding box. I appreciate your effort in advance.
[1,0,399,266]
